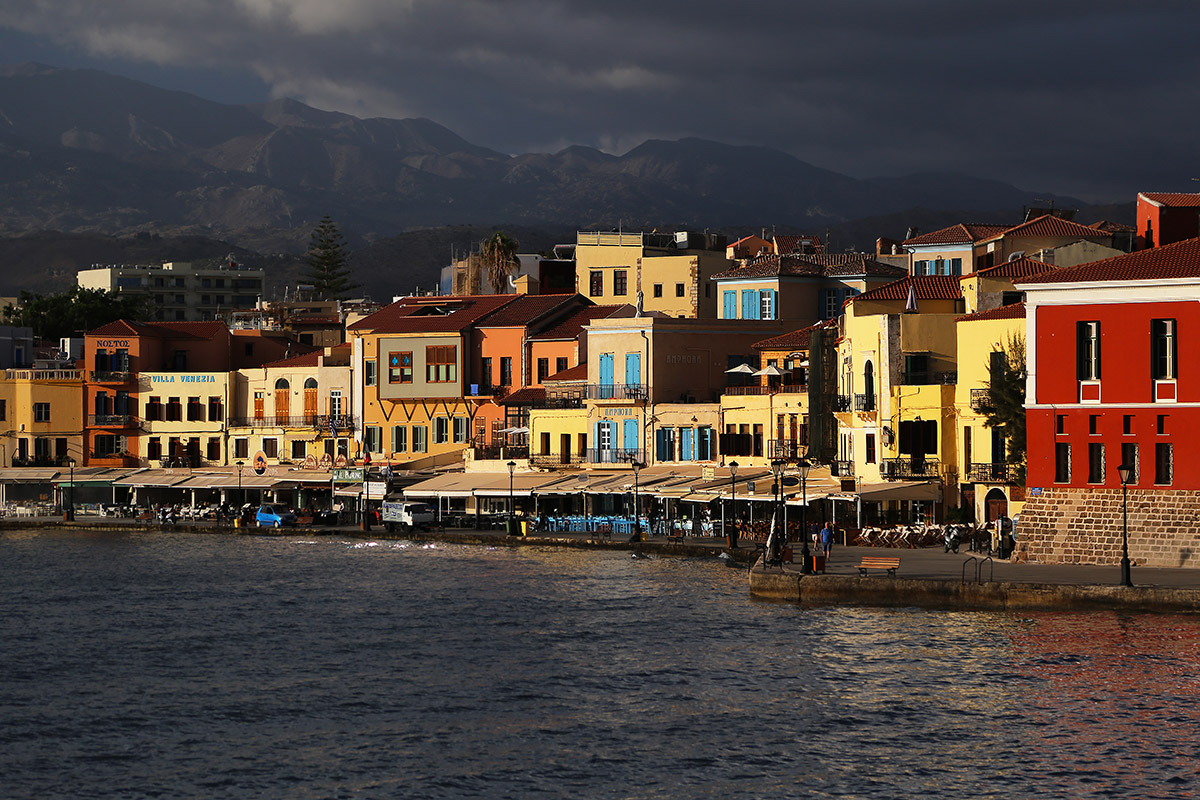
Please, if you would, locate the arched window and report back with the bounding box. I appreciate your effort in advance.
[275,378,290,391]
[303,378,319,421]
[863,361,875,411]
[274,378,290,419]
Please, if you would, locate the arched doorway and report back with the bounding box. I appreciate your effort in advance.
[984,487,1008,522]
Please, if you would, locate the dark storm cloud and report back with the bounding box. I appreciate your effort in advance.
[2,0,1199,200]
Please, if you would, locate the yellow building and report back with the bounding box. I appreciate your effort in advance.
[575,230,731,318]
[0,365,85,466]
[139,371,230,467]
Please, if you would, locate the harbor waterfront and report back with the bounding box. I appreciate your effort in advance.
[3,529,1200,799]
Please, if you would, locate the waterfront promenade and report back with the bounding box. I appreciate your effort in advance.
[7,514,1200,611]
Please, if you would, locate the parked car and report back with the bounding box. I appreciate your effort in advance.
[256,504,298,528]
[381,501,435,533]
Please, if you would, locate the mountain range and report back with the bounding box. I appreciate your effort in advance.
[0,62,1129,297]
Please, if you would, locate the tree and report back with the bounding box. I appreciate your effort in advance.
[304,216,357,299]
[2,287,152,340]
[976,333,1027,481]
[482,231,520,295]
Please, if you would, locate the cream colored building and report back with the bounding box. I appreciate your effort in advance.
[78,261,266,322]
[139,371,230,466]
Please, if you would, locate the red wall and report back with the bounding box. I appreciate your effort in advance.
[1137,199,1199,250]
[1028,301,1200,489]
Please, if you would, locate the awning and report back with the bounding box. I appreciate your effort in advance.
[0,468,61,483]
[857,481,942,502]
[112,471,193,488]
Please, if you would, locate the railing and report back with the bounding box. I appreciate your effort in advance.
[11,456,75,467]
[531,395,585,410]
[901,371,957,386]
[966,462,1022,483]
[880,457,941,479]
[6,369,83,381]
[768,439,806,459]
[831,460,854,477]
[970,388,990,412]
[227,414,359,430]
[87,452,139,466]
[854,393,876,412]
[529,453,585,470]
[587,383,648,401]
[832,395,852,412]
[586,447,646,464]
[90,370,135,383]
[88,414,140,428]
[473,444,529,460]
[724,383,807,396]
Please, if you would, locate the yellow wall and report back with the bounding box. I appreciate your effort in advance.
[0,368,85,465]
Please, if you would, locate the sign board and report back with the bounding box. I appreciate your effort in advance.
[364,481,388,497]
[333,468,365,483]
[303,454,319,470]
[252,450,268,476]
[747,481,755,495]
[334,454,348,468]
[781,476,800,487]
[701,465,715,481]
[319,453,333,468]
[1029,487,1042,496]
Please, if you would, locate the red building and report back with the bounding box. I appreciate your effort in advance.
[1135,192,1200,250]
[1016,238,1200,568]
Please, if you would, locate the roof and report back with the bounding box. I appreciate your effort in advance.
[502,387,547,405]
[475,294,584,328]
[1089,220,1136,233]
[1139,192,1200,208]
[962,256,1056,280]
[904,223,1010,247]
[712,253,905,281]
[851,275,963,303]
[956,302,1026,323]
[1013,237,1200,286]
[348,294,518,334]
[752,320,836,351]
[978,214,1112,243]
[261,342,348,369]
[773,234,823,253]
[544,363,588,382]
[529,304,627,340]
[87,319,228,340]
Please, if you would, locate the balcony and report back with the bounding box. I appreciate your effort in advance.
[228,414,359,431]
[725,383,807,396]
[90,370,135,383]
[831,460,854,477]
[854,393,876,412]
[970,388,990,412]
[966,461,1022,484]
[901,371,957,386]
[532,394,585,410]
[88,414,140,428]
[87,452,139,467]
[473,444,529,460]
[880,457,941,480]
[587,383,648,401]
[832,395,852,412]
[6,369,83,381]
[11,455,75,468]
[767,439,806,460]
[586,447,646,465]
[529,453,585,470]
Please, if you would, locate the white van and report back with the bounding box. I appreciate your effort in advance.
[381,501,436,532]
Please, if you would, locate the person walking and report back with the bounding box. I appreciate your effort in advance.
[820,521,834,559]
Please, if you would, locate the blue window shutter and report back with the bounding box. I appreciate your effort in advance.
[769,289,778,320]
[723,290,736,318]
[623,419,638,452]
[625,353,641,385]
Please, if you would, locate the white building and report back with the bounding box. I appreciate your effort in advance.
[77,261,266,322]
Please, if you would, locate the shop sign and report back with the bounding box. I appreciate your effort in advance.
[334,468,365,483]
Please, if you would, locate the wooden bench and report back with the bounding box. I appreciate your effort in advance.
[857,556,901,577]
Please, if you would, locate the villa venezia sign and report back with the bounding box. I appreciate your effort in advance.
[149,374,218,383]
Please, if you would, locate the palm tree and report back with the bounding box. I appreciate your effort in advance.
[482,232,520,295]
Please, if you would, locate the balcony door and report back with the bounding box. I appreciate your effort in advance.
[274,378,290,420]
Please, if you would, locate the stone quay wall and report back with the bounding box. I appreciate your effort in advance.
[1018,487,1200,569]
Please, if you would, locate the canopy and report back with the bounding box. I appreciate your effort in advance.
[724,363,756,375]
[752,365,788,377]
[0,468,61,484]
[857,480,941,502]
[496,427,530,435]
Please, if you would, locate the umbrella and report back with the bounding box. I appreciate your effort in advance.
[904,283,919,313]
[752,365,788,377]
[725,363,756,375]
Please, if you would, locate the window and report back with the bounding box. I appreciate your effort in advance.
[244,342,254,357]
[537,358,550,383]
[187,396,204,422]
[1152,319,1177,380]
[697,427,714,461]
[392,425,407,453]
[1087,443,1104,483]
[33,403,50,422]
[262,438,278,458]
[434,417,449,444]
[94,435,125,457]
[676,283,685,297]
[1156,443,1173,485]
[822,289,840,320]
[253,391,265,420]
[654,284,663,298]
[1123,415,1133,435]
[1055,442,1071,483]
[590,271,603,297]
[425,346,457,383]
[655,428,676,462]
[291,440,306,460]
[147,438,162,461]
[145,396,163,422]
[760,290,776,321]
[365,359,378,387]
[453,417,468,444]
[390,352,413,383]
[166,397,182,422]
[1121,442,1139,484]
[234,438,249,459]
[1076,321,1101,380]
[413,425,428,453]
[556,357,568,375]
[614,270,627,296]
[865,433,876,464]
[0,399,5,421]
[913,260,928,276]
[500,357,513,386]
[208,397,223,422]
[1055,415,1065,435]
[1158,414,1167,434]
[1089,415,1099,435]
[364,425,382,453]
[723,290,737,318]
[209,438,223,462]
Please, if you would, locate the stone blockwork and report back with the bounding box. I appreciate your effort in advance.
[1018,487,1200,568]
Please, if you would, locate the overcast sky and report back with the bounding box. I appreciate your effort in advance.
[2,0,1198,203]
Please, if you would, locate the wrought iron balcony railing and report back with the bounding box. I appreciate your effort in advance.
[528,453,585,470]
[586,447,646,465]
[90,370,136,383]
[587,383,648,401]
[901,371,957,386]
[854,393,876,412]
[767,439,807,460]
[831,460,854,477]
[832,395,852,412]
[970,388,990,412]
[880,457,941,480]
[227,414,359,431]
[88,414,140,428]
[966,461,1022,484]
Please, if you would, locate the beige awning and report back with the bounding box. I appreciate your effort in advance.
[856,481,942,502]
[0,468,62,483]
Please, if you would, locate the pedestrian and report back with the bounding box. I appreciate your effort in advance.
[820,521,834,559]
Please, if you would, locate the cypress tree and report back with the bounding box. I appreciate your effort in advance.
[303,216,356,299]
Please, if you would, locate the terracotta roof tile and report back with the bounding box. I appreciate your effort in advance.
[348,294,517,334]
[86,319,228,340]
[752,320,836,351]
[502,387,547,405]
[1139,192,1200,208]
[1013,237,1200,285]
[475,294,583,327]
[713,253,905,281]
[956,302,1026,323]
[852,275,963,303]
[529,304,628,340]
[544,363,588,381]
[773,234,823,253]
[903,223,1010,247]
[980,214,1111,242]
[962,256,1056,280]
[1089,220,1136,233]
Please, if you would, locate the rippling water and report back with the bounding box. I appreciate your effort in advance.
[3,530,1199,799]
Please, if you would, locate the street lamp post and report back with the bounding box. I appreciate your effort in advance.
[631,460,645,541]
[770,458,785,568]
[235,461,244,524]
[728,460,739,549]
[1117,462,1134,587]
[797,457,812,574]
[507,460,517,534]
[65,456,76,521]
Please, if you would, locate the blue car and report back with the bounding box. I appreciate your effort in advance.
[256,504,298,528]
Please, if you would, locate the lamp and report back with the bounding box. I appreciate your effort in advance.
[770,458,785,568]
[728,460,739,549]
[507,460,517,529]
[65,455,76,522]
[797,457,812,573]
[631,460,645,541]
[1117,462,1134,587]
[235,460,244,522]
